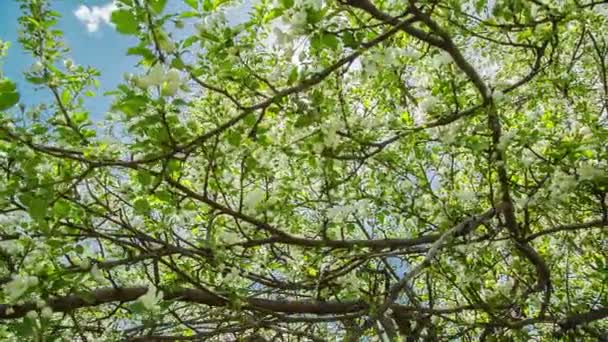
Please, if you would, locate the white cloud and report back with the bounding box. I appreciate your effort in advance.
[74,2,117,33]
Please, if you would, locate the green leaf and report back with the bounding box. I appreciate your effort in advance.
[311,33,339,51]
[0,79,19,110]
[171,57,186,70]
[280,0,294,8]
[113,96,148,117]
[288,67,298,84]
[25,76,47,85]
[198,30,220,42]
[28,197,48,221]
[137,171,153,186]
[475,0,487,13]
[184,0,198,9]
[227,131,241,146]
[127,46,155,59]
[111,9,139,35]
[0,79,16,92]
[61,89,71,104]
[203,0,213,11]
[53,200,71,216]
[72,111,88,125]
[130,301,146,314]
[310,34,322,50]
[167,159,181,172]
[182,36,199,48]
[133,197,150,214]
[0,91,19,111]
[342,31,358,49]
[150,0,168,13]
[262,8,284,23]
[294,113,318,127]
[13,318,35,337]
[320,33,339,50]
[74,244,85,254]
[179,11,199,19]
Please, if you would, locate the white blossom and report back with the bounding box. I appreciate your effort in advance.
[492,90,505,102]
[287,9,308,35]
[418,96,439,114]
[40,306,53,319]
[90,264,105,283]
[273,27,290,46]
[497,130,516,151]
[134,76,152,89]
[549,171,576,196]
[28,276,38,287]
[496,276,514,294]
[440,125,460,145]
[162,79,180,96]
[402,48,420,59]
[25,311,37,320]
[244,188,265,210]
[196,12,226,33]
[327,205,351,220]
[223,267,240,284]
[166,68,180,83]
[30,61,44,73]
[578,126,593,138]
[382,47,399,66]
[79,258,91,270]
[0,240,21,255]
[135,66,183,96]
[220,230,239,244]
[146,64,165,86]
[158,38,176,53]
[164,69,182,96]
[63,59,75,70]
[322,118,343,148]
[579,164,603,181]
[130,216,144,228]
[139,285,163,310]
[3,275,38,302]
[432,51,452,67]
[522,151,535,167]
[297,0,322,10]
[456,190,476,202]
[362,56,379,76]
[353,200,371,216]
[342,271,360,292]
[312,142,325,154]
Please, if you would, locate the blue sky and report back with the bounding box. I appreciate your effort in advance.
[1,0,252,120]
[0,1,141,119]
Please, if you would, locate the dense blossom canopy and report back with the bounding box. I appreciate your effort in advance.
[0,0,607,340]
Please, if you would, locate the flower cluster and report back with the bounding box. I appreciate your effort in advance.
[138,285,163,310]
[417,95,439,121]
[432,51,453,68]
[579,163,603,181]
[134,65,183,96]
[195,12,226,34]
[2,275,39,303]
[243,188,266,210]
[549,171,577,199]
[0,240,21,255]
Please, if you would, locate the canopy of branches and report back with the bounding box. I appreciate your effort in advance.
[0,0,607,340]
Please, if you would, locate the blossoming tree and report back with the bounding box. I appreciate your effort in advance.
[0,0,607,340]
